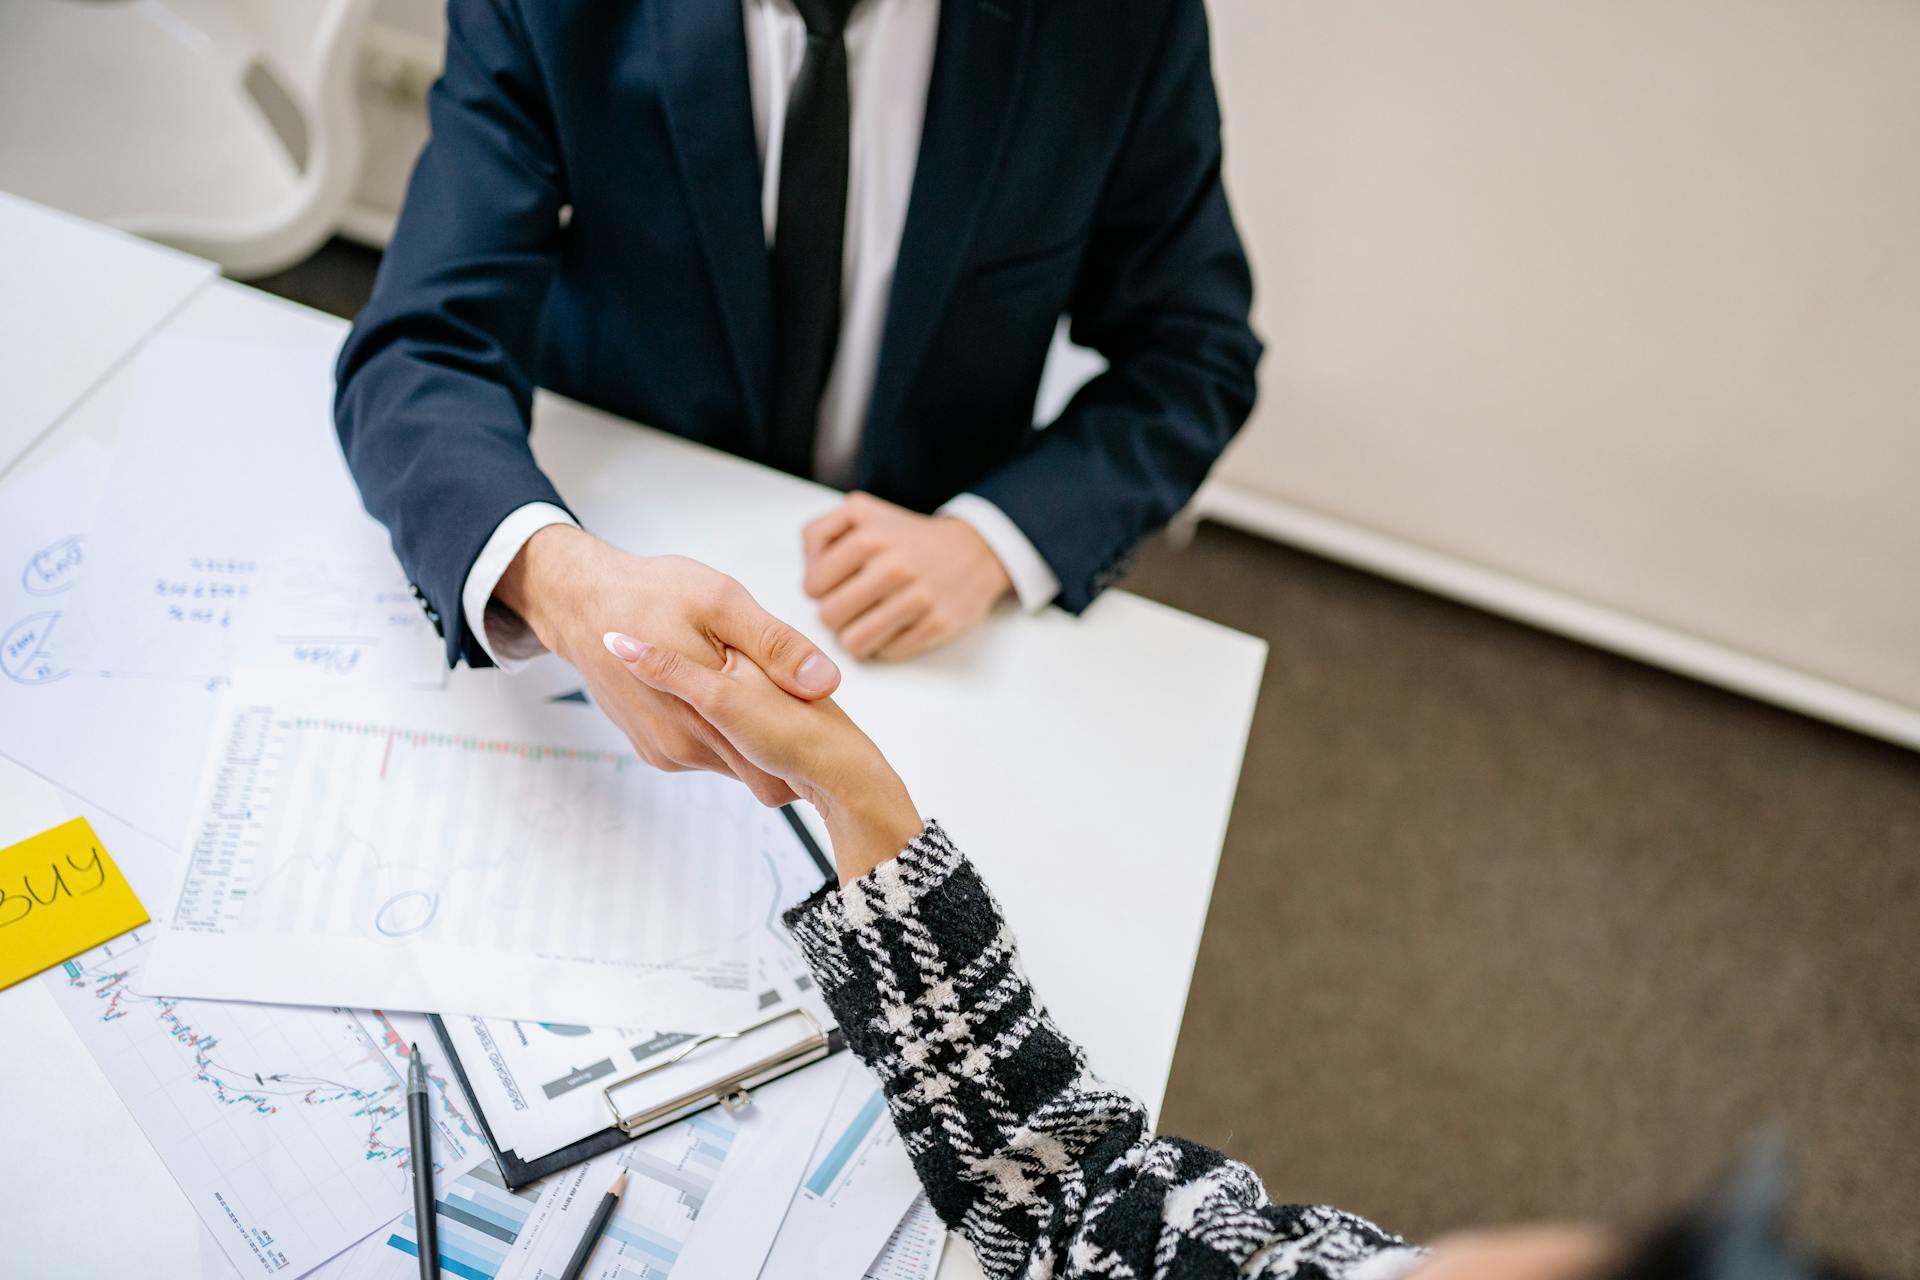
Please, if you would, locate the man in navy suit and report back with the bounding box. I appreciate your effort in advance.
[335,0,1259,804]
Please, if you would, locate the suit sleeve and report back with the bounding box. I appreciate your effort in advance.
[333,0,572,668]
[783,824,1419,1280]
[970,0,1262,613]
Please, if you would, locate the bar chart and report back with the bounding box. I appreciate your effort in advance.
[806,1087,890,1199]
[591,1112,735,1278]
[381,1161,543,1280]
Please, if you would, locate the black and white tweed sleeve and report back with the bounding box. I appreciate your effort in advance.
[782,821,1421,1280]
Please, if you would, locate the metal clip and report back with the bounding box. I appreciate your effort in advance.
[602,1006,828,1136]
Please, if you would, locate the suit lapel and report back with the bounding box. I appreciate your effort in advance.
[650,0,773,441]
[862,0,1034,459]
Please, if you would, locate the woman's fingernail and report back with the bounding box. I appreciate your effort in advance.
[603,631,642,661]
[797,652,839,693]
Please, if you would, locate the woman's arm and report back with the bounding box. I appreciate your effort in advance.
[605,635,1420,1280]
[783,819,1415,1280]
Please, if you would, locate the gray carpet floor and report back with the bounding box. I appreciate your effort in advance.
[1122,525,1918,1276]
[261,240,1918,1275]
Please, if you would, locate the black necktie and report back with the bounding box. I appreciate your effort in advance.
[768,0,859,478]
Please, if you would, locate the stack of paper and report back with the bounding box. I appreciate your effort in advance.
[4,335,948,1280]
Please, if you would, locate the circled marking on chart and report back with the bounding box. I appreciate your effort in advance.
[24,535,86,596]
[374,889,439,937]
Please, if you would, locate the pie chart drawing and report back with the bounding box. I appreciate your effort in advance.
[1,611,67,685]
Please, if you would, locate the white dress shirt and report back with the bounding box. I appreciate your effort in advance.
[465,0,1060,668]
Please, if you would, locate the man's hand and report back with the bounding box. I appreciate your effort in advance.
[801,492,1012,660]
[495,525,839,806]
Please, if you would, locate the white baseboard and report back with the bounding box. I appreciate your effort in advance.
[1196,481,1920,751]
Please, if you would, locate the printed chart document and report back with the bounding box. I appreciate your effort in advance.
[305,1061,841,1280]
[145,670,826,1030]
[62,337,444,687]
[761,1059,928,1279]
[866,1197,948,1280]
[44,925,486,1279]
[0,440,219,844]
[533,1063,840,1279]
[433,820,832,1167]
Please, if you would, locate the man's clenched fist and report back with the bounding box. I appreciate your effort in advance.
[801,492,1013,661]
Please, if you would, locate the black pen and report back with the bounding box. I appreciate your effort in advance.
[557,1166,628,1280]
[407,1044,439,1280]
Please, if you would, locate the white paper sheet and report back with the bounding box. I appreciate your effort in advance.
[62,337,444,687]
[433,821,832,1165]
[761,1059,926,1280]
[605,1060,842,1280]
[306,1158,544,1280]
[0,440,220,845]
[143,669,825,1030]
[43,926,487,1280]
[439,977,828,1165]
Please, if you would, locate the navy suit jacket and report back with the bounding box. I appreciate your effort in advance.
[335,0,1260,668]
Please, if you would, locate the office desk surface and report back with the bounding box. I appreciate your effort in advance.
[0,191,215,480]
[0,277,1265,1280]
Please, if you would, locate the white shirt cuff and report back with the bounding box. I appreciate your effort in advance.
[937,493,1060,613]
[461,502,579,670]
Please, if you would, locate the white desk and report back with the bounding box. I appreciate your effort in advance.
[0,273,1265,1279]
[0,191,216,478]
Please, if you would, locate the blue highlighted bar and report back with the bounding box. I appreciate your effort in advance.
[805,1089,887,1196]
[387,1232,500,1280]
[604,1218,681,1264]
[687,1111,735,1144]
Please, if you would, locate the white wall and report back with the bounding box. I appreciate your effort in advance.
[1203,1,1920,734]
[348,0,1920,740]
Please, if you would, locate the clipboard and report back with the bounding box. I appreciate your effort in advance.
[428,806,848,1189]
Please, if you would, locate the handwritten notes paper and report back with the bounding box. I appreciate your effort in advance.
[0,816,149,989]
[62,336,445,687]
[0,441,221,843]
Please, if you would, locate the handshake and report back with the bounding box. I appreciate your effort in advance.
[492,495,966,881]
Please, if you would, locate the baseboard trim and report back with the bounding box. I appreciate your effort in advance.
[1196,482,1920,751]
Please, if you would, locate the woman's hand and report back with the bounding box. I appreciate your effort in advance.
[496,526,840,806]
[603,631,922,884]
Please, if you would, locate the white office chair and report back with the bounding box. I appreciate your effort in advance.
[0,0,373,279]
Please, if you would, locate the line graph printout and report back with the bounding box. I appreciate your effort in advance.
[145,672,821,1030]
[44,926,485,1279]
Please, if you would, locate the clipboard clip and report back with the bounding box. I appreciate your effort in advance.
[602,1006,830,1136]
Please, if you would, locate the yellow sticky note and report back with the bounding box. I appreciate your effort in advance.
[0,817,149,990]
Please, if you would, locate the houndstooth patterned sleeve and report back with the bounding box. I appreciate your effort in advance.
[783,821,1423,1280]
